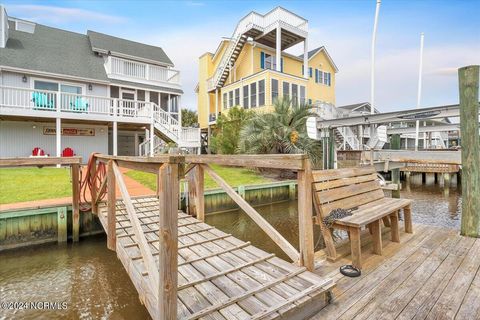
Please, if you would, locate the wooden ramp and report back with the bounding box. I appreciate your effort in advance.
[98,196,334,320]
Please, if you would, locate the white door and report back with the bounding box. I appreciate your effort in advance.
[120,89,136,117]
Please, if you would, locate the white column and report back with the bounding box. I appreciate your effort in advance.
[303,38,308,79]
[134,132,139,156]
[56,118,61,158]
[178,95,182,126]
[149,122,154,156]
[113,121,118,156]
[167,93,171,126]
[276,25,281,72]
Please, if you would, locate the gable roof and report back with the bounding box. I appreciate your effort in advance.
[87,30,173,66]
[298,46,339,72]
[0,22,108,82]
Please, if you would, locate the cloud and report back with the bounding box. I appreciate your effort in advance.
[7,5,127,24]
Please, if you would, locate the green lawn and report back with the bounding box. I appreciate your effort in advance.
[0,168,72,204]
[125,163,273,191]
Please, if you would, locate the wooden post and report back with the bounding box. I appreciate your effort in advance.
[107,160,116,251]
[187,164,205,221]
[71,163,80,242]
[443,172,451,196]
[297,157,315,271]
[459,65,480,237]
[57,206,67,243]
[90,158,97,215]
[158,161,179,320]
[328,128,335,169]
[288,182,296,200]
[390,134,401,198]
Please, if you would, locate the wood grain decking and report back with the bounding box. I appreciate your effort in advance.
[97,196,335,320]
[311,224,480,320]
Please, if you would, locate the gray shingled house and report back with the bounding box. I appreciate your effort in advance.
[0,5,200,161]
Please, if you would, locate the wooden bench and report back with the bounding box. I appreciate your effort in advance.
[312,166,413,269]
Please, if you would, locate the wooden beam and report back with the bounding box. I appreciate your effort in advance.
[202,164,300,262]
[71,163,80,242]
[297,159,315,271]
[95,154,184,164]
[364,150,461,165]
[157,162,179,320]
[0,156,81,167]
[186,165,205,221]
[107,160,116,251]
[112,161,159,297]
[186,154,307,170]
[459,65,480,237]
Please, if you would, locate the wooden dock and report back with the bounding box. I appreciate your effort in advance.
[400,163,460,173]
[97,196,335,319]
[310,224,480,319]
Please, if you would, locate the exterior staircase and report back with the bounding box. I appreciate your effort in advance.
[139,104,201,156]
[207,7,308,92]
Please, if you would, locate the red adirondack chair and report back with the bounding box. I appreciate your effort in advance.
[32,147,45,156]
[62,147,75,157]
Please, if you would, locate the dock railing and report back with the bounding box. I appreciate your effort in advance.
[87,153,315,319]
[183,154,315,271]
[90,154,183,320]
[0,156,82,242]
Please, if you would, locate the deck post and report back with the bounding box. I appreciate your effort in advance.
[107,160,116,251]
[328,128,335,169]
[297,157,314,271]
[71,163,80,242]
[459,65,480,237]
[186,164,205,221]
[276,25,281,72]
[158,160,179,320]
[113,121,118,156]
[55,117,61,166]
[390,134,401,198]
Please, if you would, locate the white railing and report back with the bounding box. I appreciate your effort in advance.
[0,86,152,119]
[139,135,166,156]
[181,127,201,143]
[208,7,308,91]
[108,56,181,85]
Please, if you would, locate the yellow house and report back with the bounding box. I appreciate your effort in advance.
[196,7,338,131]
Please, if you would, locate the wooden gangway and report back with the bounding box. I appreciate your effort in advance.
[97,197,334,319]
[88,154,335,319]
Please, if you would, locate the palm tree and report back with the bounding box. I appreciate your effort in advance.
[238,98,321,164]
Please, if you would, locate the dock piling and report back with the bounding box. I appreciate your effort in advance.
[459,65,480,237]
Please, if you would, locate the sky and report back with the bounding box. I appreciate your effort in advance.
[4,0,479,112]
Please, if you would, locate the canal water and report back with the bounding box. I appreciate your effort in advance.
[0,173,461,319]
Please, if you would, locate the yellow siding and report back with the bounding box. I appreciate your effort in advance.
[197,40,337,129]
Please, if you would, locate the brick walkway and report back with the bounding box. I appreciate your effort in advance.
[0,168,154,212]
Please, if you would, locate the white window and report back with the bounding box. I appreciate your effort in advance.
[243,85,249,108]
[258,80,265,106]
[250,83,257,108]
[271,79,279,103]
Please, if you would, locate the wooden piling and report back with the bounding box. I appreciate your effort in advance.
[158,161,179,320]
[390,134,401,198]
[57,206,67,243]
[459,65,480,237]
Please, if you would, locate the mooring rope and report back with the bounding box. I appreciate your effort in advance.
[79,153,106,212]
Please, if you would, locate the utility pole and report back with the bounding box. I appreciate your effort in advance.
[370,0,381,143]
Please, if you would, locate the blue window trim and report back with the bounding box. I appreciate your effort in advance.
[260,52,265,69]
[309,67,312,78]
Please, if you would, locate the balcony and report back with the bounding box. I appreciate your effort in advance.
[0,86,152,123]
[106,56,181,87]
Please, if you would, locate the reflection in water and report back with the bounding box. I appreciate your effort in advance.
[0,236,150,320]
[0,175,462,319]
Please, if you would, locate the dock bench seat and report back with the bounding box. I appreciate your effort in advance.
[312,166,413,269]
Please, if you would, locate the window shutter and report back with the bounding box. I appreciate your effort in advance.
[309,67,312,78]
[260,52,265,69]
[315,69,318,83]
[302,64,304,76]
